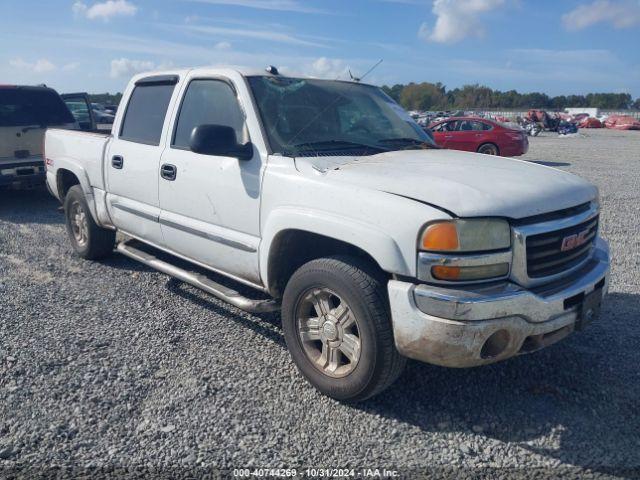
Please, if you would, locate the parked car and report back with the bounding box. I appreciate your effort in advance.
[1,85,77,189]
[430,117,529,156]
[44,68,609,401]
[91,103,115,125]
[104,104,119,116]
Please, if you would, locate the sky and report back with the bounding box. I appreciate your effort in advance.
[1,0,639,97]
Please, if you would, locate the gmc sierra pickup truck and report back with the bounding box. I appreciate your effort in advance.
[45,67,610,401]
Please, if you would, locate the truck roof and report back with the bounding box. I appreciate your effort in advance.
[129,66,367,86]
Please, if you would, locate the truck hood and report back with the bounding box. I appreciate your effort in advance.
[294,149,597,219]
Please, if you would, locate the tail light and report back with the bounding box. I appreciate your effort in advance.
[507,132,523,140]
[42,133,53,168]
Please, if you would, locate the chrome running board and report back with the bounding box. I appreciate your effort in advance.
[116,241,280,314]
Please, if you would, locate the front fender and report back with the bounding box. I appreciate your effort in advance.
[259,207,410,287]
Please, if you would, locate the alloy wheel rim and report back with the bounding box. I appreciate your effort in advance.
[70,201,89,247]
[296,288,361,378]
[482,145,497,155]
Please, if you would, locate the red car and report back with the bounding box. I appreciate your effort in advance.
[429,117,529,157]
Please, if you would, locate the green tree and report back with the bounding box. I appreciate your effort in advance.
[88,93,123,106]
[381,84,404,103]
[398,82,448,110]
[377,82,636,110]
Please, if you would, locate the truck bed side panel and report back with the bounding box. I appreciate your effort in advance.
[45,129,110,192]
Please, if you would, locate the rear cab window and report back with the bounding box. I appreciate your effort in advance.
[0,87,75,127]
[119,76,178,145]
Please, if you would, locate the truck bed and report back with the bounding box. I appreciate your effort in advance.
[45,129,111,191]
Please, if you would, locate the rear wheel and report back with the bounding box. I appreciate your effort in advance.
[478,143,499,155]
[282,256,405,402]
[64,185,115,260]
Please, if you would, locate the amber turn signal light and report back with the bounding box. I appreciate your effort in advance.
[431,265,461,280]
[431,263,510,282]
[421,222,459,251]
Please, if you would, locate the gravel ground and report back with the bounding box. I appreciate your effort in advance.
[1,128,639,479]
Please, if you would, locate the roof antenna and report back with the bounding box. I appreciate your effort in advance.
[348,59,383,83]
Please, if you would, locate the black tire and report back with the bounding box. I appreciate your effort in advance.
[282,255,405,402]
[64,185,115,260]
[477,143,499,155]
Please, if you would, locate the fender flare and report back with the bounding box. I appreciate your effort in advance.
[53,159,99,224]
[259,207,410,288]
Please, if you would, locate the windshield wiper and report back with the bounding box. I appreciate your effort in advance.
[289,140,390,154]
[377,138,440,150]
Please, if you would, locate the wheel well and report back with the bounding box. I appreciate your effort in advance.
[56,169,80,202]
[478,142,499,154]
[266,230,387,298]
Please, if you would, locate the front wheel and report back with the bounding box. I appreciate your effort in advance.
[477,143,499,155]
[64,185,115,260]
[282,256,405,402]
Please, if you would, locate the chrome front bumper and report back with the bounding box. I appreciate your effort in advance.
[388,238,610,368]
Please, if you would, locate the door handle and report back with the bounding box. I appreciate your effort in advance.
[160,164,177,181]
[111,155,124,169]
[444,135,453,139]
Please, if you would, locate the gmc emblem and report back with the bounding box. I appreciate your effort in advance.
[561,229,590,252]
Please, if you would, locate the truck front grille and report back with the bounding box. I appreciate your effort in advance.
[526,216,598,278]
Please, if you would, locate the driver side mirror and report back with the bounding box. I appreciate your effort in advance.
[189,124,253,160]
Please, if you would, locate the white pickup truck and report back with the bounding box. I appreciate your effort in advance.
[45,67,610,401]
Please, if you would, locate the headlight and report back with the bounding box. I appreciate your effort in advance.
[420,219,511,252]
[592,190,600,212]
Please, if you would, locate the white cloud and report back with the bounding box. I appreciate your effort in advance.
[307,57,350,79]
[562,0,640,30]
[183,24,325,47]
[214,41,232,50]
[417,22,430,41]
[110,58,172,78]
[62,62,81,71]
[183,0,327,14]
[73,0,137,21]
[9,58,56,73]
[419,0,505,44]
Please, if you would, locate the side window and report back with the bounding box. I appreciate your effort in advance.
[459,120,475,131]
[173,79,245,150]
[120,83,175,145]
[445,120,459,131]
[432,122,450,132]
[480,121,493,131]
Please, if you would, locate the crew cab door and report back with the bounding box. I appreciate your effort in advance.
[158,74,265,285]
[105,75,180,245]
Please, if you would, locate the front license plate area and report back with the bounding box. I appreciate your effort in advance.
[16,168,35,176]
[576,288,603,331]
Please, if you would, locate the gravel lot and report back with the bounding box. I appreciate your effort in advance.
[1,128,639,478]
